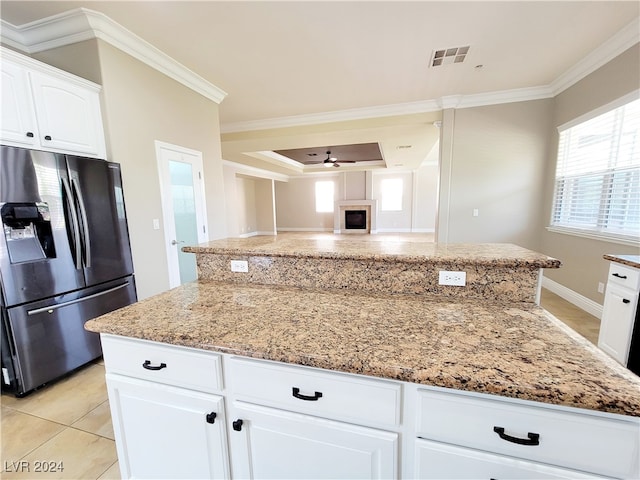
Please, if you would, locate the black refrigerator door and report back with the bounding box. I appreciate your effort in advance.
[2,276,136,395]
[0,146,85,306]
[65,155,134,287]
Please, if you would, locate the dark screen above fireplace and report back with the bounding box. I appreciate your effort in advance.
[345,210,367,229]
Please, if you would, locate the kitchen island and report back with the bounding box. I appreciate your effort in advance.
[86,236,640,479]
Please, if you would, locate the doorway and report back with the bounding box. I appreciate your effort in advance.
[155,141,208,288]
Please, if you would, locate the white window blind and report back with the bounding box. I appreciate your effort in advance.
[551,98,640,242]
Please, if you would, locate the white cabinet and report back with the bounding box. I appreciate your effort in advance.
[101,335,230,480]
[107,374,230,479]
[599,263,640,365]
[99,335,640,480]
[228,401,397,479]
[415,439,601,479]
[0,47,106,158]
[414,386,640,479]
[226,358,399,479]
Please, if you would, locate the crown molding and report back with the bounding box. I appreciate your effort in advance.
[2,7,636,128]
[549,17,640,96]
[220,99,442,134]
[222,160,290,182]
[0,8,227,104]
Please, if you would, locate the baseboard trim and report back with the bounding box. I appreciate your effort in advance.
[541,276,603,320]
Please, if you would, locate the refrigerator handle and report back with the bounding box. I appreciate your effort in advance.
[61,177,82,270]
[71,177,91,268]
[26,281,131,316]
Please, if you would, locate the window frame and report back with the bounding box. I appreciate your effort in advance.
[314,180,335,213]
[548,92,640,247]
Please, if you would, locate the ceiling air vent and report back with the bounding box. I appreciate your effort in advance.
[431,46,470,67]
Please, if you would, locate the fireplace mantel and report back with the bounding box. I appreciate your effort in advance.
[334,200,378,234]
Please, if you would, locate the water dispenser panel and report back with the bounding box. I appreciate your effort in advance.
[1,203,55,263]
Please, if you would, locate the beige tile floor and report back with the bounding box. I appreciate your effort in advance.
[1,361,119,480]
[0,288,600,480]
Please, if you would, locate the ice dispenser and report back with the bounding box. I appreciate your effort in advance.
[1,202,56,263]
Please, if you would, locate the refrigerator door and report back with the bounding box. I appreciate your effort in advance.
[0,146,85,306]
[66,156,134,287]
[2,276,136,395]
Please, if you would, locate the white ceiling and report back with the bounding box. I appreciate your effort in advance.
[1,1,638,175]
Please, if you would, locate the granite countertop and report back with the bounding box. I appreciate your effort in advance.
[604,254,640,269]
[184,237,561,269]
[86,280,640,417]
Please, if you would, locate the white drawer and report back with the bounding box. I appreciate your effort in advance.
[416,388,640,478]
[607,263,640,291]
[101,335,223,393]
[228,357,401,427]
[415,439,604,479]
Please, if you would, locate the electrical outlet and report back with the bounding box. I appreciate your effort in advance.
[230,260,248,273]
[598,282,605,294]
[439,270,466,286]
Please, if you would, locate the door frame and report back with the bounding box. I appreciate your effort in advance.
[155,141,208,288]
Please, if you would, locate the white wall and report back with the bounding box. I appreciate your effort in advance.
[275,174,338,231]
[274,166,438,233]
[437,99,553,250]
[32,39,228,300]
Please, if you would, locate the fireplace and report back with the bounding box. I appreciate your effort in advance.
[345,210,367,230]
[334,200,377,234]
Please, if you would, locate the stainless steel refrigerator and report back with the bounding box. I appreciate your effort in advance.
[0,145,137,396]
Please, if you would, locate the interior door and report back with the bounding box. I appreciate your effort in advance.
[156,142,208,288]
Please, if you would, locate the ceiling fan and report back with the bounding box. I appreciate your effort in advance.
[322,150,357,168]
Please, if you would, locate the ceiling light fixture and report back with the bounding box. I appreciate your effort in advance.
[323,150,338,167]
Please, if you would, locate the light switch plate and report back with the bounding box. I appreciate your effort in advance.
[230,260,249,273]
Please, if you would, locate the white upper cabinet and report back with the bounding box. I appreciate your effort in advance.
[1,59,40,148]
[0,47,106,158]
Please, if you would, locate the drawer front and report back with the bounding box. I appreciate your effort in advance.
[415,439,603,479]
[101,335,223,393]
[228,357,401,427]
[416,388,639,478]
[607,263,640,291]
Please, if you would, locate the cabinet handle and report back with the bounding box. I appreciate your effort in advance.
[205,412,217,424]
[292,387,323,401]
[26,132,34,138]
[142,360,167,371]
[623,298,631,304]
[493,426,540,446]
[232,419,244,431]
[44,135,52,141]
[612,273,628,279]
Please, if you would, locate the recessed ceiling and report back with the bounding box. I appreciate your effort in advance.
[274,143,384,168]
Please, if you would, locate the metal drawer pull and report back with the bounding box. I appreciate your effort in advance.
[612,273,628,279]
[142,360,167,371]
[292,387,323,401]
[493,426,540,446]
[232,419,244,431]
[205,412,217,424]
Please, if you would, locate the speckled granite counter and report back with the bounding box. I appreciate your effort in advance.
[604,254,640,269]
[86,280,640,417]
[185,237,561,303]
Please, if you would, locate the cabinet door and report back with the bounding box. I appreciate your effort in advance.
[598,284,639,364]
[415,439,602,479]
[0,60,39,147]
[228,401,397,479]
[106,374,230,479]
[29,71,104,157]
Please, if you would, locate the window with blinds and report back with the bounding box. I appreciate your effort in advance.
[551,97,640,243]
